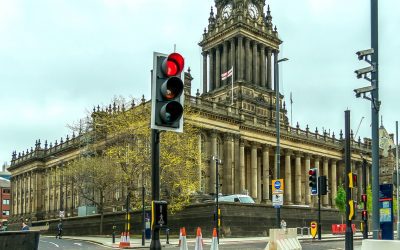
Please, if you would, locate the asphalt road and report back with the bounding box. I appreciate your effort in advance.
[39,237,111,250]
[301,240,362,250]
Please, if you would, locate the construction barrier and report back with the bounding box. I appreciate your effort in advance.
[331,224,356,234]
[119,232,131,248]
[265,228,302,250]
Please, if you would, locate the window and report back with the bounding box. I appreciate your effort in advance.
[2,199,10,205]
[2,189,10,194]
[2,210,9,216]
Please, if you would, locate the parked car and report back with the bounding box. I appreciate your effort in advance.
[217,194,255,204]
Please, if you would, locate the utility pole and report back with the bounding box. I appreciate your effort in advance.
[213,156,220,244]
[370,0,380,239]
[318,177,322,240]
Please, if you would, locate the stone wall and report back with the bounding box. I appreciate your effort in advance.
[8,203,359,237]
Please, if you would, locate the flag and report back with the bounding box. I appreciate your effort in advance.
[290,92,293,104]
[221,67,233,80]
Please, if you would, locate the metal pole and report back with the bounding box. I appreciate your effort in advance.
[142,186,145,246]
[318,177,322,240]
[362,159,368,239]
[215,157,220,244]
[345,110,353,250]
[396,121,399,240]
[150,129,161,250]
[274,54,281,229]
[370,0,380,240]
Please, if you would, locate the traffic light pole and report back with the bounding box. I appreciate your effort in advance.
[362,159,368,239]
[318,177,322,240]
[150,129,161,250]
[345,110,353,250]
[214,157,220,244]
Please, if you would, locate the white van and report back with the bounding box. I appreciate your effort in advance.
[217,194,255,204]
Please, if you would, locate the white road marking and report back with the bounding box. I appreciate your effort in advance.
[40,240,59,248]
[74,242,82,246]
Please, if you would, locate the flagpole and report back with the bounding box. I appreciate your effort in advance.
[290,92,293,126]
[231,67,234,106]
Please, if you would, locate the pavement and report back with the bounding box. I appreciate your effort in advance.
[53,232,370,249]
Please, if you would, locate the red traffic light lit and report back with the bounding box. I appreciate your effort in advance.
[161,53,185,77]
[361,194,367,203]
[309,169,316,175]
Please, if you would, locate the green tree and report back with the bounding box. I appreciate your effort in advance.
[335,185,346,224]
[65,155,119,234]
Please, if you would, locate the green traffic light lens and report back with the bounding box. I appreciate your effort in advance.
[160,101,183,123]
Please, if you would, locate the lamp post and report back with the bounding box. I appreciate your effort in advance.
[212,156,221,244]
[274,56,288,228]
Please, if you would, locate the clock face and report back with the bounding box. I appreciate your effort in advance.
[222,4,232,19]
[248,3,259,19]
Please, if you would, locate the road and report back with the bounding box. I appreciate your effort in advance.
[39,237,111,250]
[301,240,362,250]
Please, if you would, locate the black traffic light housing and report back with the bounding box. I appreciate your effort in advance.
[319,175,328,195]
[309,168,318,196]
[151,52,185,132]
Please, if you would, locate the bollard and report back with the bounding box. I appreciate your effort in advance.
[166,228,170,244]
[112,225,116,244]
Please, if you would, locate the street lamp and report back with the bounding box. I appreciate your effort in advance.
[274,57,288,228]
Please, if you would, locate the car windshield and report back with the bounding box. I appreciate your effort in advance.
[239,196,255,203]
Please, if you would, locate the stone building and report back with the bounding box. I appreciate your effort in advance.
[8,0,374,223]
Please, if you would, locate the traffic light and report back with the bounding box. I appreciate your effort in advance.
[309,168,318,196]
[348,199,355,220]
[361,194,367,204]
[151,52,185,132]
[362,210,368,221]
[348,172,357,188]
[319,176,328,195]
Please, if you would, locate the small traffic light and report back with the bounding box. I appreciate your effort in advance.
[151,52,185,132]
[361,194,367,203]
[348,199,355,220]
[309,168,318,196]
[348,172,357,188]
[362,210,368,221]
[319,176,328,195]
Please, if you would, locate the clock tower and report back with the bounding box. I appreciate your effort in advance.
[199,0,287,125]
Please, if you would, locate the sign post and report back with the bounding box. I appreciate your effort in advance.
[272,179,284,208]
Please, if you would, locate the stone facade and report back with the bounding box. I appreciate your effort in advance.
[7,0,376,224]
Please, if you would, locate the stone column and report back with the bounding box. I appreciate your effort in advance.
[304,154,311,205]
[262,145,270,202]
[202,51,208,93]
[284,149,293,204]
[245,38,251,82]
[251,143,258,199]
[215,46,221,89]
[323,157,329,207]
[209,49,214,91]
[267,48,272,89]
[237,36,243,80]
[260,44,266,88]
[239,139,246,193]
[223,133,233,194]
[209,131,217,194]
[257,155,262,202]
[295,152,302,204]
[252,41,258,84]
[230,38,236,82]
[330,160,338,207]
[234,135,240,193]
[198,134,203,192]
[222,42,228,86]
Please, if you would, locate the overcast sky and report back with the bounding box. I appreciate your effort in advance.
[1,0,399,165]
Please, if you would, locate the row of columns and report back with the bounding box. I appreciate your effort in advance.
[204,131,371,207]
[202,36,276,93]
[12,171,38,216]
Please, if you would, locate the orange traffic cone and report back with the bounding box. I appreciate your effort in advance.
[126,232,131,247]
[210,228,219,250]
[195,227,204,250]
[119,232,130,248]
[179,227,188,250]
[178,227,182,247]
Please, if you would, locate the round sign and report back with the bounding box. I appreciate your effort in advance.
[274,180,281,189]
[311,223,316,229]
